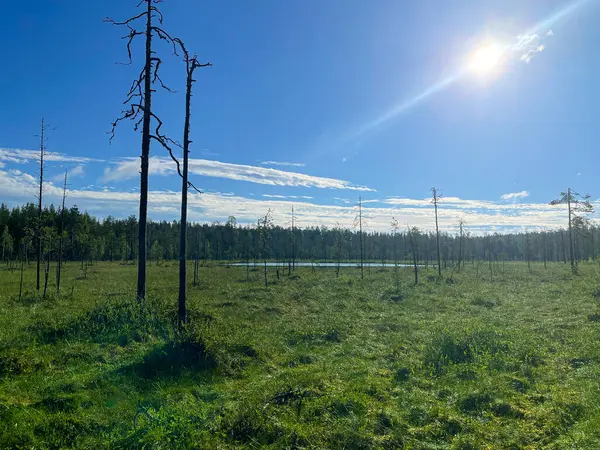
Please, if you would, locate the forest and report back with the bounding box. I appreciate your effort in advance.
[1,200,598,267]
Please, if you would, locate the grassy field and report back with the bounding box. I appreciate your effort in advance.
[1,261,600,449]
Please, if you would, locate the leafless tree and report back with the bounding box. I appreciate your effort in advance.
[391,218,401,292]
[258,210,274,288]
[174,38,210,325]
[355,196,364,279]
[35,118,49,291]
[289,205,297,273]
[550,188,594,273]
[334,222,345,278]
[525,230,531,273]
[456,217,466,272]
[18,240,27,302]
[407,225,419,285]
[431,187,442,278]
[106,0,180,301]
[56,170,68,295]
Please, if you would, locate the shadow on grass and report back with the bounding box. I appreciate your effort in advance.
[119,340,218,380]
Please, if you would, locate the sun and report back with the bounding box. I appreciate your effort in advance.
[469,42,504,75]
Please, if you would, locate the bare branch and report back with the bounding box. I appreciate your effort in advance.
[150,5,164,24]
[149,134,201,193]
[152,26,178,55]
[103,11,148,27]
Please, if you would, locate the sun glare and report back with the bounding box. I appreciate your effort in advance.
[469,42,504,75]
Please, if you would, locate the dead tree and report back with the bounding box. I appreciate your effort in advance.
[174,38,210,325]
[43,233,52,299]
[355,196,364,279]
[456,218,466,273]
[35,118,49,291]
[334,222,344,278]
[431,187,442,278]
[550,188,593,273]
[56,170,68,295]
[258,210,273,288]
[391,218,400,292]
[407,225,419,285]
[18,241,26,302]
[106,0,180,301]
[289,205,297,274]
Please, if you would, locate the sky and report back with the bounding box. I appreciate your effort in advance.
[1,0,599,234]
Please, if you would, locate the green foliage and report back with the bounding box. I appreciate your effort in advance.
[0,262,600,448]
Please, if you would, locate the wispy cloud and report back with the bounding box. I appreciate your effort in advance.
[102,157,374,192]
[260,160,306,168]
[501,190,530,201]
[0,148,103,164]
[512,30,552,63]
[263,194,313,199]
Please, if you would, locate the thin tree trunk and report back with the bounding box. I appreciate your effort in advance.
[137,0,153,302]
[177,59,194,324]
[43,249,50,300]
[432,188,442,278]
[37,118,45,291]
[57,170,67,295]
[19,242,25,302]
[568,188,575,272]
[359,196,364,279]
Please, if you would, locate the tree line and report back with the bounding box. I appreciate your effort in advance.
[2,201,598,270]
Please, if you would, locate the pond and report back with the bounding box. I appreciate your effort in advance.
[225,262,425,268]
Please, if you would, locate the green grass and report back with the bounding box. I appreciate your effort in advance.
[1,261,600,448]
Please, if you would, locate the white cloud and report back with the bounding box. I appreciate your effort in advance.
[262,194,314,200]
[1,166,594,234]
[70,164,85,177]
[501,190,530,201]
[0,148,103,164]
[263,194,287,199]
[512,31,552,63]
[260,161,306,167]
[102,156,375,192]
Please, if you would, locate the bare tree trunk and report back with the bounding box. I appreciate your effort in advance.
[408,227,418,285]
[292,205,296,272]
[37,118,45,291]
[19,242,25,302]
[57,170,67,295]
[43,248,51,299]
[178,52,194,325]
[568,188,575,272]
[431,188,442,278]
[136,1,154,302]
[358,196,364,279]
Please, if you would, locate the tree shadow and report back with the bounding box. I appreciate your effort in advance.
[118,340,217,380]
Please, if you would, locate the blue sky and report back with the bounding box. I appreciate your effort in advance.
[1,0,599,233]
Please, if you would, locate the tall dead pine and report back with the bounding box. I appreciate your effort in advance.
[106,0,179,302]
[174,38,210,324]
[56,170,68,295]
[431,187,442,278]
[36,118,48,291]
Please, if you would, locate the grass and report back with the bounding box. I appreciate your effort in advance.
[1,260,600,448]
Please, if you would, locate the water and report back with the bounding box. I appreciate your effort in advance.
[225,262,422,268]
